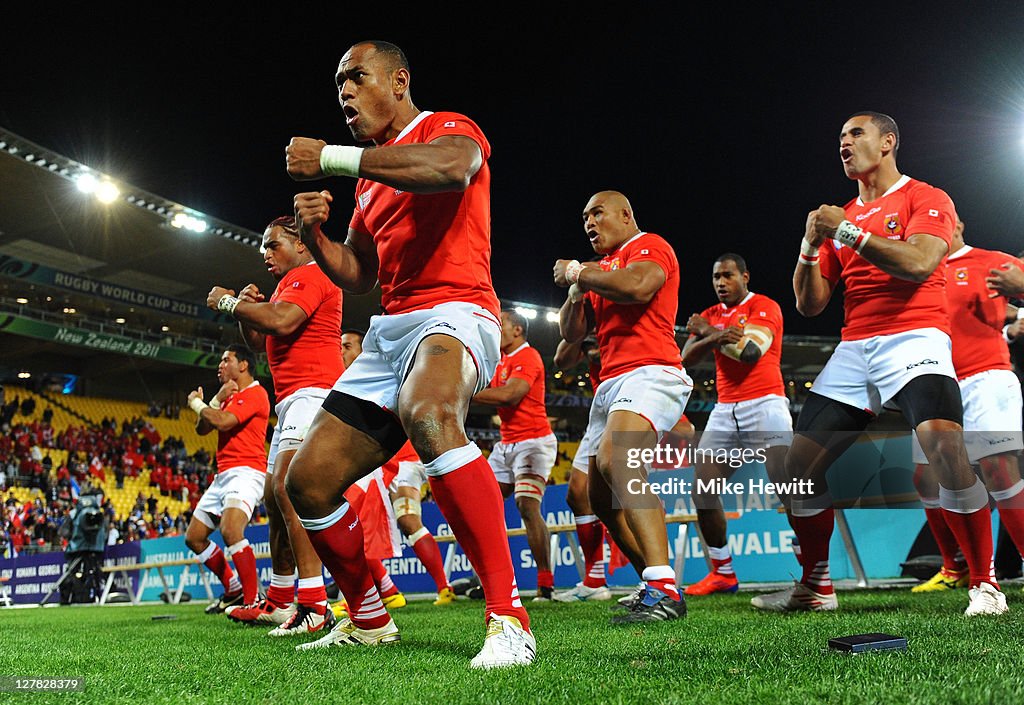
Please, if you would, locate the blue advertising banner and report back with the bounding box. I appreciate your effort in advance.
[102,541,142,596]
[0,551,66,604]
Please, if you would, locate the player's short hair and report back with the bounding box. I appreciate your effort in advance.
[502,309,529,339]
[341,328,365,340]
[225,343,256,374]
[265,216,299,238]
[715,253,748,274]
[352,40,409,72]
[846,111,899,154]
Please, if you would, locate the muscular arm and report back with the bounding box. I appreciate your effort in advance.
[356,136,483,194]
[195,408,240,435]
[232,300,308,337]
[288,135,483,195]
[553,339,584,371]
[681,314,750,367]
[576,261,666,305]
[473,378,530,407]
[857,232,949,283]
[293,191,380,295]
[559,297,589,344]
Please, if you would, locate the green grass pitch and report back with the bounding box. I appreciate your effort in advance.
[2,587,1022,704]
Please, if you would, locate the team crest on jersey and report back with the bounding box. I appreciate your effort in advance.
[738,315,748,327]
[358,192,371,209]
[883,213,903,237]
[954,267,969,283]
[499,368,509,383]
[604,257,622,271]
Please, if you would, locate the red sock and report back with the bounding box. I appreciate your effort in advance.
[367,558,399,598]
[410,527,450,591]
[227,541,260,604]
[942,506,997,588]
[990,477,1024,563]
[427,447,529,630]
[296,577,328,611]
[924,507,966,572]
[996,504,1024,562]
[305,503,390,629]
[266,584,294,608]
[791,509,835,595]
[537,570,554,590]
[201,544,237,592]
[575,516,607,588]
[642,567,680,601]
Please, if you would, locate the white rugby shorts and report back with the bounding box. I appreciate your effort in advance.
[331,302,501,413]
[811,327,956,415]
[488,433,558,485]
[697,394,793,452]
[267,387,329,472]
[912,368,1023,464]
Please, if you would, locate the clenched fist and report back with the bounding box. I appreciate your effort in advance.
[286,137,327,181]
[206,286,235,311]
[804,204,846,246]
[294,191,333,238]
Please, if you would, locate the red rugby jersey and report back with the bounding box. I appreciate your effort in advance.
[585,232,682,381]
[819,176,956,341]
[698,292,785,403]
[492,343,552,443]
[215,381,270,473]
[945,245,1023,379]
[348,111,500,317]
[266,261,345,400]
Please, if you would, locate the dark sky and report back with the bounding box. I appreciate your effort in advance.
[3,3,1023,337]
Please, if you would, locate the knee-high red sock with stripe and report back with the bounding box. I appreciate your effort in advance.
[574,515,607,588]
[790,503,834,595]
[426,443,530,630]
[922,504,966,572]
[226,539,260,604]
[196,542,240,594]
[409,527,451,591]
[300,502,390,629]
[940,479,997,589]
[367,558,399,598]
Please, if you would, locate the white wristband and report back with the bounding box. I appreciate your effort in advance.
[209,397,221,410]
[189,397,209,416]
[1017,307,1024,321]
[799,239,820,266]
[568,283,584,304]
[320,145,364,178]
[217,294,240,316]
[834,220,871,254]
[565,260,584,285]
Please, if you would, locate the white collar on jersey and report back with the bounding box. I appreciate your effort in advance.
[394,111,435,144]
[720,291,755,310]
[505,342,530,357]
[855,174,911,207]
[946,245,972,262]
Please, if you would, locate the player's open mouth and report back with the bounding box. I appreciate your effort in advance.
[343,105,359,125]
[587,230,599,243]
[840,148,853,163]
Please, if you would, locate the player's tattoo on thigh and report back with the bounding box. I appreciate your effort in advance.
[425,344,450,355]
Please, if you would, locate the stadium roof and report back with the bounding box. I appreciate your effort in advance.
[0,126,837,397]
[0,126,387,387]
